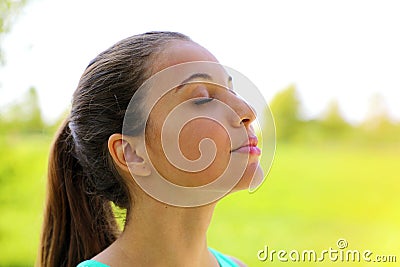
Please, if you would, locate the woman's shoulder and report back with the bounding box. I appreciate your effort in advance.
[77,260,110,267]
[209,248,247,267]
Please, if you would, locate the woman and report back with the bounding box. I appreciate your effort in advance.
[38,31,264,267]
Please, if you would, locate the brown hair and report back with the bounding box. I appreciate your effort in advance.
[38,32,191,267]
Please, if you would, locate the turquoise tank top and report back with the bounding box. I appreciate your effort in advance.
[77,248,240,266]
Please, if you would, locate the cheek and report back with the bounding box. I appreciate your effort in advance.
[177,118,231,185]
[179,118,230,161]
[146,117,231,187]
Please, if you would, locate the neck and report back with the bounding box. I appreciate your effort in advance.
[105,193,218,266]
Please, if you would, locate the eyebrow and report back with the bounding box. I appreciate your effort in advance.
[177,73,233,89]
[178,73,213,88]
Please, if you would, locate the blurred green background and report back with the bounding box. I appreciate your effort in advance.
[1,86,399,267]
[1,1,399,266]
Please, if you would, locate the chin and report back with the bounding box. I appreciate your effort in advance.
[231,161,264,192]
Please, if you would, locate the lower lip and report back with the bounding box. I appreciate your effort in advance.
[232,146,261,156]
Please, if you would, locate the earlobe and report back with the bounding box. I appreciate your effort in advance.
[127,160,152,177]
[108,134,151,177]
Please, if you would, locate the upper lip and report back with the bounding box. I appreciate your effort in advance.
[231,135,258,152]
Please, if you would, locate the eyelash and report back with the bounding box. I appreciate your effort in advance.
[193,97,214,105]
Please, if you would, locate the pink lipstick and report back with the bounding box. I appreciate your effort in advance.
[231,136,261,156]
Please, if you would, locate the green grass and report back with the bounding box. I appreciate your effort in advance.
[208,142,400,266]
[1,135,399,266]
[0,134,51,267]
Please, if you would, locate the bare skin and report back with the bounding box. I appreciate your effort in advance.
[95,40,254,266]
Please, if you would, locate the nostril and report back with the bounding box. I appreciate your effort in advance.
[241,118,250,125]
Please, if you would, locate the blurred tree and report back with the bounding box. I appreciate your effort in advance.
[362,94,392,131]
[24,86,44,130]
[0,86,45,133]
[320,99,350,135]
[360,94,399,142]
[0,0,27,64]
[269,85,302,141]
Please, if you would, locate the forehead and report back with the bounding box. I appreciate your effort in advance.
[152,40,219,74]
[138,41,230,112]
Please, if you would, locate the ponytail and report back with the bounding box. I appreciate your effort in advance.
[37,119,119,267]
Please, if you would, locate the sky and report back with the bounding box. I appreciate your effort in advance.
[1,0,399,124]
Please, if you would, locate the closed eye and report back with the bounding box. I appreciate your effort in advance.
[193,97,214,105]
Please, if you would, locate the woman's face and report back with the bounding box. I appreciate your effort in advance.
[144,40,263,192]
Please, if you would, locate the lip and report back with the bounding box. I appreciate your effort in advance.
[231,136,261,156]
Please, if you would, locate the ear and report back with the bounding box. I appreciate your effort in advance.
[108,133,151,177]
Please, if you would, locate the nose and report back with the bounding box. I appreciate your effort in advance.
[231,96,256,128]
